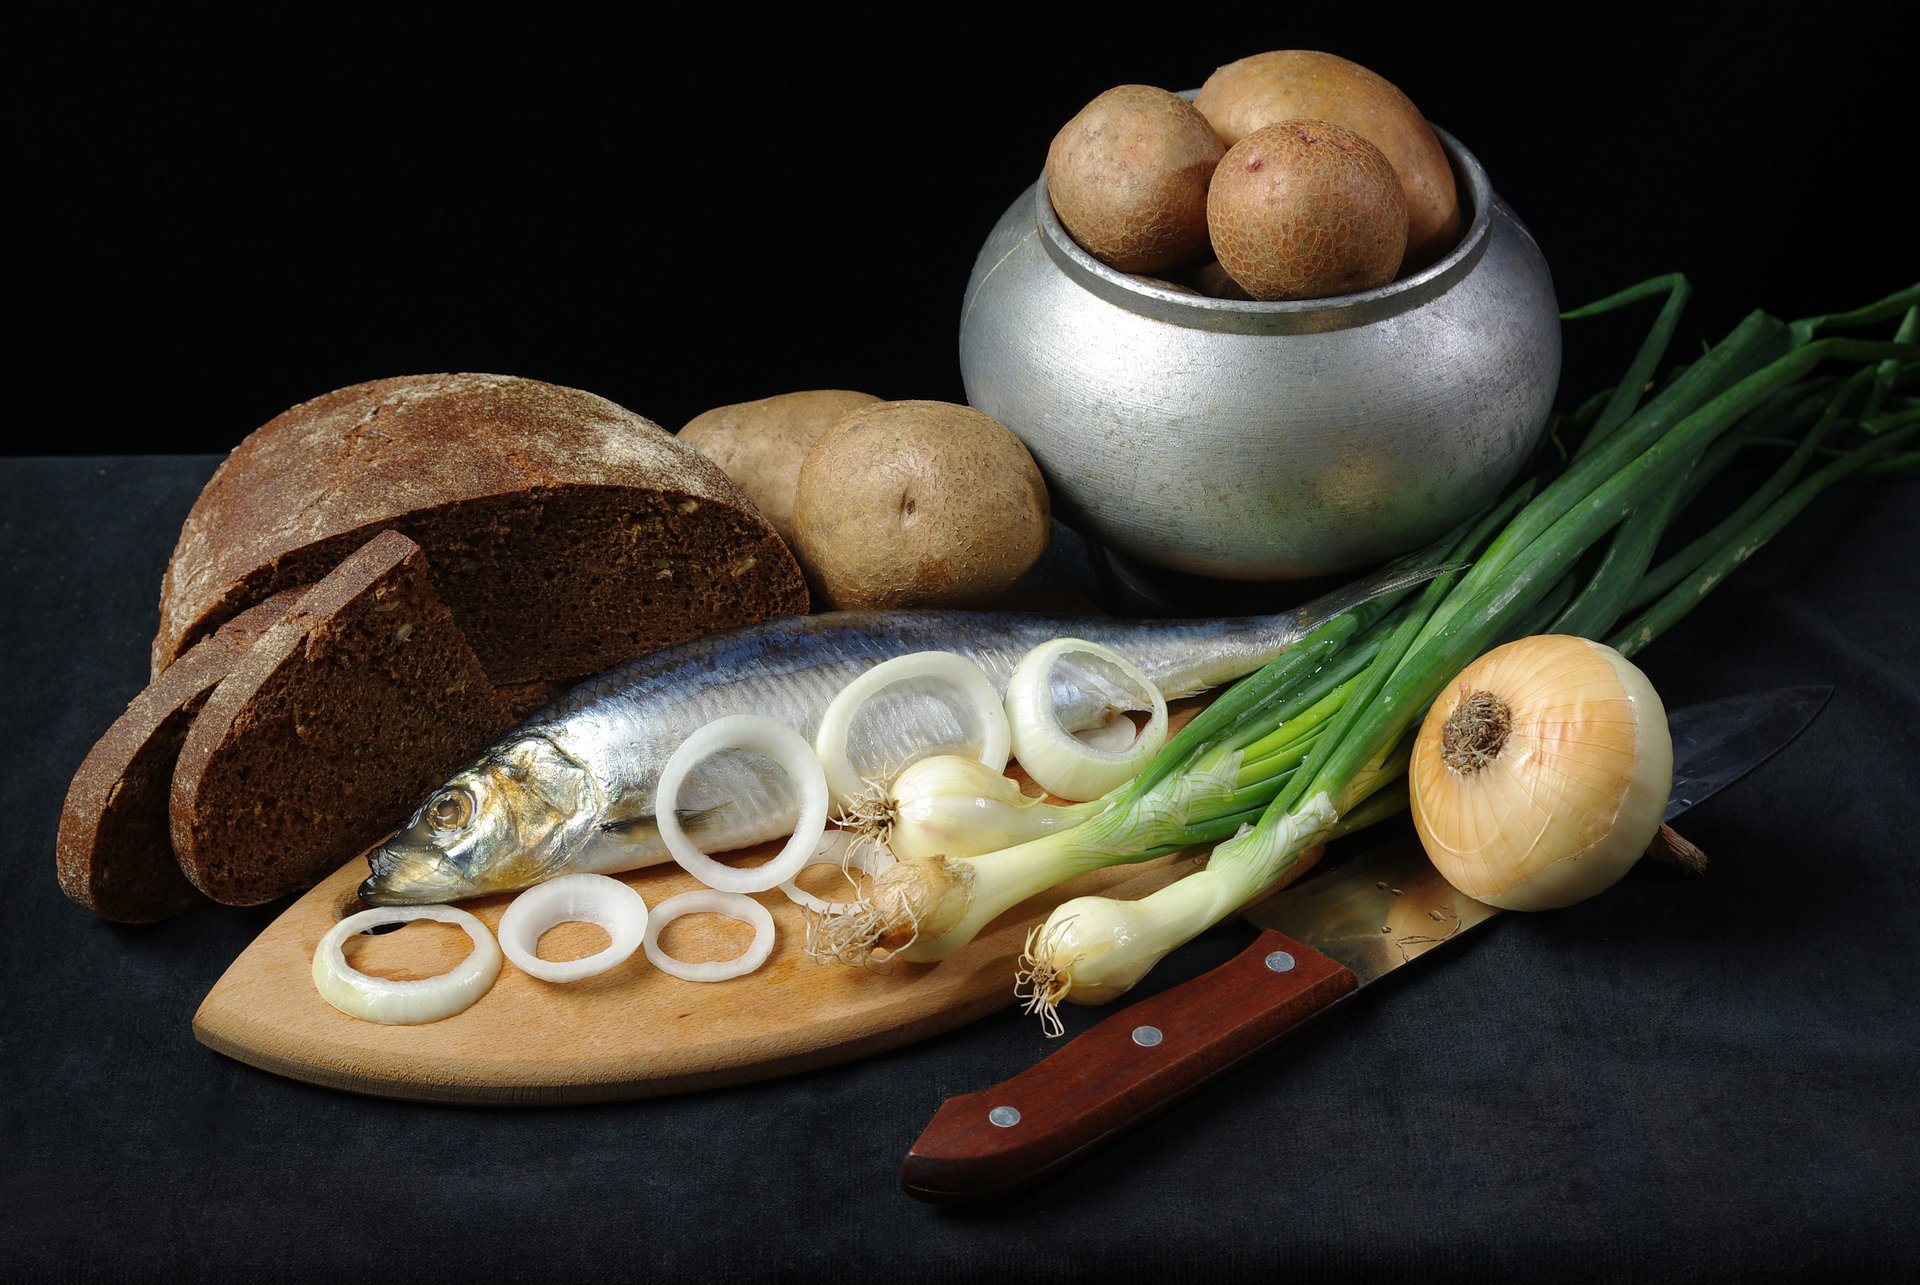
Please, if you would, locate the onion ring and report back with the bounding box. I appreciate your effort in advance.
[815,651,1010,809]
[311,905,501,1025]
[655,714,830,894]
[643,889,776,982]
[1005,637,1168,801]
[497,873,648,983]
[778,828,898,915]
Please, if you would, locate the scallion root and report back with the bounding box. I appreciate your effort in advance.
[803,855,970,967]
[803,896,913,968]
[834,775,899,851]
[1014,921,1076,1039]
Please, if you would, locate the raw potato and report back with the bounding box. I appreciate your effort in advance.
[791,401,1050,610]
[1045,85,1225,274]
[679,389,882,545]
[1208,120,1408,301]
[1196,50,1460,269]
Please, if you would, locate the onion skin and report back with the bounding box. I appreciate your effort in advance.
[1409,635,1672,911]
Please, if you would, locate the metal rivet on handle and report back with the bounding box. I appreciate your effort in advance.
[988,1106,1021,1128]
[1265,950,1296,973]
[1131,1025,1163,1047]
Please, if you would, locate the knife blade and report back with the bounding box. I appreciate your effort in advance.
[900,685,1831,1204]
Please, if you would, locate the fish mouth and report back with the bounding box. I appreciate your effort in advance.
[359,841,471,907]
[355,872,405,907]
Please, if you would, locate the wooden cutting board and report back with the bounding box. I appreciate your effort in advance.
[194,706,1210,1105]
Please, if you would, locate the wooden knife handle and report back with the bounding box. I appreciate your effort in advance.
[900,928,1358,1203]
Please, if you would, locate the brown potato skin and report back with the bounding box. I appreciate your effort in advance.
[1196,50,1459,270]
[1046,84,1225,274]
[679,389,882,544]
[1208,120,1409,302]
[791,401,1051,610]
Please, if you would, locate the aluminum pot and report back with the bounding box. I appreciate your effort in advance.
[959,126,1560,580]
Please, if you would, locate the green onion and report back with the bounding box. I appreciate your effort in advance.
[1015,279,1919,1021]
[1561,272,1691,460]
[798,276,1918,1009]
[808,532,1489,967]
[1611,414,1919,656]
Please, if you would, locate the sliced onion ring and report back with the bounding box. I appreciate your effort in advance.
[815,651,1010,809]
[778,828,899,915]
[311,905,501,1025]
[1005,637,1169,801]
[655,714,830,894]
[1077,717,1142,753]
[643,889,776,982]
[497,873,648,983]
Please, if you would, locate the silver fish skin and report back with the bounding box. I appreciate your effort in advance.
[360,559,1434,905]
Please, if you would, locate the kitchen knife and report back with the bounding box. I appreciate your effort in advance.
[900,685,1832,1204]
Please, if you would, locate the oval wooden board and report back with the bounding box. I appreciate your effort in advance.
[193,704,1212,1105]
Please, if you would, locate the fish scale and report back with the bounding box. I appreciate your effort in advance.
[530,611,1305,823]
[361,559,1442,904]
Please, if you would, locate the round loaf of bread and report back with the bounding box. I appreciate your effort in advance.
[155,374,808,686]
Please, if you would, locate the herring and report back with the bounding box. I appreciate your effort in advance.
[360,560,1440,906]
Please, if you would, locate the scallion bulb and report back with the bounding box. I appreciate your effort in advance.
[887,755,1097,862]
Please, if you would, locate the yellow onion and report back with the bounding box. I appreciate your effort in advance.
[1409,635,1671,911]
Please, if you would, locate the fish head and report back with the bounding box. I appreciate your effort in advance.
[359,736,599,905]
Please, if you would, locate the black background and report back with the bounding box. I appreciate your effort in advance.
[8,2,1915,453]
[7,6,1920,1280]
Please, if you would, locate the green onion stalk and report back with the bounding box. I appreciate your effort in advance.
[1015,279,1917,1027]
[804,511,1530,966]
[808,474,1586,970]
[805,583,1426,967]
[806,278,1915,1001]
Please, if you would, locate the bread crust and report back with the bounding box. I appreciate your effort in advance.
[155,374,807,683]
[56,591,304,921]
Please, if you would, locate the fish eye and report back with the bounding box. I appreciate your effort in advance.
[426,787,475,834]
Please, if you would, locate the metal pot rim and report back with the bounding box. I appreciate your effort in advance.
[1035,123,1495,335]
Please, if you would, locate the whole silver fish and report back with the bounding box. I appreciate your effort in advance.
[360,560,1432,905]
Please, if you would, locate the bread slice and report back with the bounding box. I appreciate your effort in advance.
[170,529,513,905]
[154,374,807,686]
[57,590,307,922]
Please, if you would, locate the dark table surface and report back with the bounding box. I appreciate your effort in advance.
[4,454,1916,1281]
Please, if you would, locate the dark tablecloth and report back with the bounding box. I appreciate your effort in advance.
[4,455,1915,1281]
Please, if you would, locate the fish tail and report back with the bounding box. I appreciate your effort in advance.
[1152,546,1462,699]
[1283,543,1464,635]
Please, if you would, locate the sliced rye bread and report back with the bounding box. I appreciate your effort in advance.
[56,591,308,922]
[153,373,808,687]
[170,529,513,906]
